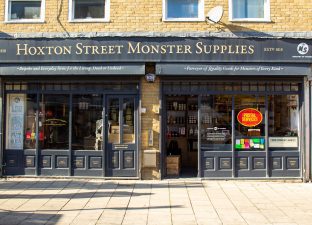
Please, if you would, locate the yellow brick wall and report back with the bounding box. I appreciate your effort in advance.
[140,76,161,180]
[0,0,311,33]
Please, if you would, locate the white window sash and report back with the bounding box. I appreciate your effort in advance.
[5,0,45,23]
[69,0,110,22]
[162,0,205,22]
[229,0,271,22]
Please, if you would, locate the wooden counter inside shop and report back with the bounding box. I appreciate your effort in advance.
[166,155,181,176]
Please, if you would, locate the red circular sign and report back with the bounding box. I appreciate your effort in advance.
[237,108,263,127]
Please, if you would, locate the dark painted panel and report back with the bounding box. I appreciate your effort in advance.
[219,158,232,170]
[287,157,299,169]
[73,157,85,169]
[201,151,232,177]
[56,156,69,168]
[270,170,301,177]
[253,158,266,170]
[123,152,134,169]
[271,157,282,170]
[41,156,51,168]
[237,157,248,170]
[236,170,266,177]
[112,152,119,169]
[202,170,232,177]
[40,168,68,176]
[6,154,18,167]
[205,158,214,170]
[106,169,137,177]
[89,157,102,169]
[25,156,35,167]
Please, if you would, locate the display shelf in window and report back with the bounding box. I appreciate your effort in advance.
[166,97,187,139]
[167,100,187,111]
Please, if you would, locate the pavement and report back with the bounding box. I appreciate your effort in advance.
[0,178,312,225]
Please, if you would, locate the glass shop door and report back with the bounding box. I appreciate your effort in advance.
[105,95,138,177]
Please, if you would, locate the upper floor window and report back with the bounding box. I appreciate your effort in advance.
[229,0,270,22]
[69,0,110,22]
[163,0,204,21]
[5,0,45,23]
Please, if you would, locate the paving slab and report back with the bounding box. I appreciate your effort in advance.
[0,178,312,225]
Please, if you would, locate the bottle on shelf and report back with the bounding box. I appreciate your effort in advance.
[189,127,194,136]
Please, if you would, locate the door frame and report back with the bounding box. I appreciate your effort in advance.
[105,94,139,177]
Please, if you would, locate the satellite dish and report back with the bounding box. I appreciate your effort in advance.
[206,6,223,24]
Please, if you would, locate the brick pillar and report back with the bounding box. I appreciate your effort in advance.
[140,76,161,179]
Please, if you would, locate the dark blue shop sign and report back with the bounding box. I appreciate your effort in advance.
[0,37,311,63]
[156,63,312,76]
[0,63,145,75]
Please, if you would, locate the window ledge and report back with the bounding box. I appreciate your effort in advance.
[163,18,205,22]
[230,19,272,23]
[69,19,110,23]
[4,19,45,24]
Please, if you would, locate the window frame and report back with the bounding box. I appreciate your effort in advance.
[5,0,45,23]
[229,0,271,22]
[68,0,110,23]
[162,0,205,22]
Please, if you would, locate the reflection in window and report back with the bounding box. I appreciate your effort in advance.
[166,0,200,19]
[232,0,265,19]
[73,0,105,19]
[24,94,38,149]
[235,95,265,151]
[72,95,103,150]
[108,98,119,144]
[201,95,232,151]
[268,95,299,149]
[123,98,135,144]
[9,0,42,20]
[39,95,69,149]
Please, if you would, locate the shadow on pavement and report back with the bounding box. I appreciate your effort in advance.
[0,210,61,225]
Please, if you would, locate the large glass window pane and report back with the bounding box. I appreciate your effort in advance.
[268,95,299,149]
[108,98,119,144]
[6,94,26,150]
[235,95,265,151]
[233,0,264,19]
[201,95,232,151]
[167,0,199,18]
[74,0,105,19]
[10,1,41,20]
[39,95,69,149]
[24,94,37,149]
[72,94,103,150]
[123,98,135,144]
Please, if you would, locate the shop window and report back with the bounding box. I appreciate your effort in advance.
[39,95,69,150]
[6,94,38,150]
[5,0,45,22]
[123,98,135,144]
[235,95,265,151]
[108,98,120,144]
[69,0,110,22]
[268,95,299,149]
[229,0,270,22]
[163,0,204,21]
[201,95,232,151]
[72,94,103,150]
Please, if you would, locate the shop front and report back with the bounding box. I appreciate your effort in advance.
[3,78,141,177]
[160,77,304,178]
[0,37,311,179]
